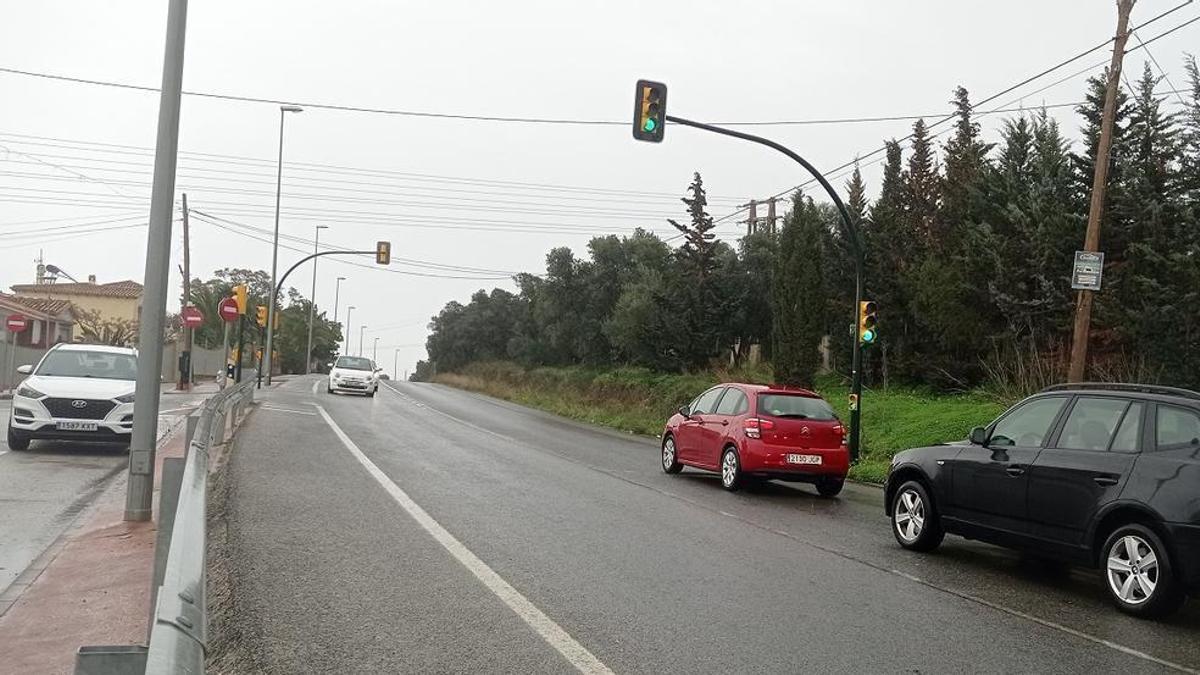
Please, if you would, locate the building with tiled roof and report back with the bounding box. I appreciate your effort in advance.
[11,278,143,323]
[0,292,76,348]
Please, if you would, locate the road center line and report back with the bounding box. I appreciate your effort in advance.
[314,405,613,675]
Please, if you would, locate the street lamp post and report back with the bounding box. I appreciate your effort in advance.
[359,325,367,357]
[264,104,303,386]
[394,348,400,381]
[303,225,328,374]
[345,305,355,356]
[333,276,346,326]
[373,337,379,362]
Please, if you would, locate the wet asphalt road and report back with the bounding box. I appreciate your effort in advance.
[0,392,209,600]
[215,376,1200,674]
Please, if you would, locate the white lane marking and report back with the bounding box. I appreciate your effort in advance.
[311,380,319,395]
[261,405,316,416]
[383,386,1198,674]
[315,405,612,675]
[0,450,8,458]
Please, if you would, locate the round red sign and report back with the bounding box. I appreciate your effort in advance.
[5,314,29,333]
[181,306,204,329]
[218,297,240,323]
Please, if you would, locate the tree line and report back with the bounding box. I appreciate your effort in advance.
[418,62,1200,391]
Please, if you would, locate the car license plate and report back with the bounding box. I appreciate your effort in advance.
[58,421,98,431]
[786,453,821,465]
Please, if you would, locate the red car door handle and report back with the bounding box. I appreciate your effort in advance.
[720,420,729,426]
[1094,475,1119,486]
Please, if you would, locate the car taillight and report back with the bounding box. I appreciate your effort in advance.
[743,417,775,439]
[834,423,848,446]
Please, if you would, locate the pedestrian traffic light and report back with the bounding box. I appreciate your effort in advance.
[256,305,268,327]
[376,241,391,265]
[233,284,248,315]
[632,79,667,142]
[858,300,878,344]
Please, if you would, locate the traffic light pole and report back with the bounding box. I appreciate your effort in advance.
[664,114,867,462]
[257,249,377,388]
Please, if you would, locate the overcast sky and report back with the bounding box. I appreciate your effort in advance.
[1,1,1197,374]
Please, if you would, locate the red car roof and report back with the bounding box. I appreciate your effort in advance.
[724,382,822,398]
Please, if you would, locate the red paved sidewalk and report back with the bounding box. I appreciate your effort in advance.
[0,423,188,675]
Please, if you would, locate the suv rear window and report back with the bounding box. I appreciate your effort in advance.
[757,393,836,420]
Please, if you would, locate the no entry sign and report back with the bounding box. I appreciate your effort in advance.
[181,306,204,329]
[218,297,240,323]
[5,314,29,333]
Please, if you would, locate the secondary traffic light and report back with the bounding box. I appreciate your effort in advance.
[256,305,268,327]
[858,301,878,345]
[632,80,667,142]
[233,284,248,315]
[376,241,391,265]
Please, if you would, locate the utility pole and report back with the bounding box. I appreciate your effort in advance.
[126,0,187,522]
[766,196,779,234]
[304,225,328,375]
[176,193,191,391]
[1067,0,1134,382]
[743,199,758,236]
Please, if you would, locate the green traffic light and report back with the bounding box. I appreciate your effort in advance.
[643,118,657,132]
[862,329,876,343]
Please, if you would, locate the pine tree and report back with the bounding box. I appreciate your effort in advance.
[903,119,941,250]
[941,87,992,246]
[772,193,827,387]
[668,172,718,279]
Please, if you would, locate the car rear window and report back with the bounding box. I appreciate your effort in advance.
[757,393,836,420]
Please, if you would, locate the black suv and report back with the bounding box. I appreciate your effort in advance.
[884,383,1200,617]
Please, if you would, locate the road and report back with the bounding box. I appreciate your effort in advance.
[214,376,1200,674]
[0,390,210,601]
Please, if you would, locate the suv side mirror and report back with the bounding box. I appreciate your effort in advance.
[16,365,32,375]
[969,426,988,446]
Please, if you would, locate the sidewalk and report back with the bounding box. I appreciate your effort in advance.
[0,421,188,674]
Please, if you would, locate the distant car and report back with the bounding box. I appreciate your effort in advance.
[885,382,1200,618]
[6,343,138,451]
[326,356,379,396]
[661,383,850,496]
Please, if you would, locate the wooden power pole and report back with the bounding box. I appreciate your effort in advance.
[1067,0,1135,382]
[177,193,192,390]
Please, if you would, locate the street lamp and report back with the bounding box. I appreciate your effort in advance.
[44,264,79,283]
[304,225,329,374]
[373,336,379,362]
[333,276,346,325]
[359,325,367,357]
[345,305,355,356]
[264,104,303,386]
[394,348,400,381]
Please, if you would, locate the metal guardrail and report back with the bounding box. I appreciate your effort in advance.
[143,379,255,674]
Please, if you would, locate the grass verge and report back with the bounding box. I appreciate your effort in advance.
[434,361,1007,484]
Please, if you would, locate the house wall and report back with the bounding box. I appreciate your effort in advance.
[12,292,140,322]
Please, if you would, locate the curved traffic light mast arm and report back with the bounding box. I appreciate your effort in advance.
[272,250,375,304]
[664,114,867,462]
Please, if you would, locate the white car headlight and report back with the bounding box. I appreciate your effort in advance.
[16,384,45,399]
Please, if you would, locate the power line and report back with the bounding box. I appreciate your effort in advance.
[711,5,1200,223]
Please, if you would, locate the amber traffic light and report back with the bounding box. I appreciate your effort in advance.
[376,241,391,265]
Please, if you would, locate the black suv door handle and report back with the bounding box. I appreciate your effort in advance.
[1094,475,1119,486]
[1006,465,1026,477]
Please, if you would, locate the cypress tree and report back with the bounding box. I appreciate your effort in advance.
[772,193,827,387]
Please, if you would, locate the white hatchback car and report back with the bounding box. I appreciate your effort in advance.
[327,355,380,396]
[7,343,138,451]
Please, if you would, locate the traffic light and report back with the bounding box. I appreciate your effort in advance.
[233,284,248,315]
[858,301,878,345]
[256,305,268,327]
[376,241,391,265]
[632,79,667,142]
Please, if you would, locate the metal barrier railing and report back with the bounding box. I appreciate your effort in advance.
[143,379,255,674]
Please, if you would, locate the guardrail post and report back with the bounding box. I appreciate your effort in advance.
[148,456,187,638]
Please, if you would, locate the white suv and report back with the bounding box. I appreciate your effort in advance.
[7,343,138,451]
[327,355,380,396]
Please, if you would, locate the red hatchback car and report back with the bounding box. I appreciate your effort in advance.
[661,383,850,496]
